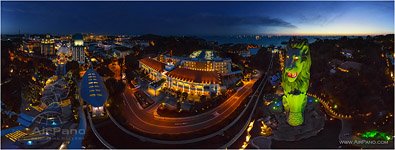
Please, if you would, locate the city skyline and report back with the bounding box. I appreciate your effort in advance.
[1,1,394,148]
[2,1,394,36]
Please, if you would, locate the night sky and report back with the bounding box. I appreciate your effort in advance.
[1,1,394,36]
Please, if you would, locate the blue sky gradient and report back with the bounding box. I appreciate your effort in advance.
[1,1,394,35]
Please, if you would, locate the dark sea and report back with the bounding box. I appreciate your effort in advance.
[201,35,364,47]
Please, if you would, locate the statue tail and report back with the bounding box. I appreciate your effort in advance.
[288,112,304,126]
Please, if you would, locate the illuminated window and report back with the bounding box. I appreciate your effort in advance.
[89,94,96,97]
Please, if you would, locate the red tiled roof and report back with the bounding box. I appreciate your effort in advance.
[166,68,221,84]
[139,58,166,72]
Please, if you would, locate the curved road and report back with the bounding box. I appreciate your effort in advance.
[88,53,274,147]
[104,64,270,144]
[221,53,274,148]
[338,119,353,141]
[87,111,114,149]
[120,72,260,134]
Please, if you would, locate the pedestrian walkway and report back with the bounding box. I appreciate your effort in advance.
[1,125,25,136]
[67,107,87,149]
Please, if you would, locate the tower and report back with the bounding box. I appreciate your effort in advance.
[55,46,70,76]
[41,34,55,56]
[71,33,86,64]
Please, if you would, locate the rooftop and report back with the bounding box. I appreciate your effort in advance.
[139,57,166,72]
[57,46,70,55]
[339,61,362,71]
[72,33,83,40]
[189,50,220,61]
[80,69,108,107]
[166,68,221,84]
[114,46,133,52]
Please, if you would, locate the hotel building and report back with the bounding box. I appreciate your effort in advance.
[40,35,55,56]
[139,57,221,96]
[162,50,232,75]
[71,34,86,64]
[139,50,239,97]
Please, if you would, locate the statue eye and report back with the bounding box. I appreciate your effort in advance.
[294,56,299,61]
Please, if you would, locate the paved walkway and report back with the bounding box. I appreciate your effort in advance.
[1,126,24,136]
[67,106,87,149]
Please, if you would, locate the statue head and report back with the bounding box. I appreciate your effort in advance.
[284,38,310,83]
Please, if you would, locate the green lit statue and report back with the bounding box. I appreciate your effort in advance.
[282,38,311,126]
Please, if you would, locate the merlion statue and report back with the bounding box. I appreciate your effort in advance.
[282,37,311,126]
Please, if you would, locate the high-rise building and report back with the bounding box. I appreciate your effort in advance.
[178,50,232,75]
[40,34,55,56]
[71,33,86,64]
[55,46,70,76]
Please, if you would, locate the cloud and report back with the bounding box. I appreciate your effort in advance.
[188,14,297,28]
[298,13,344,27]
[151,14,297,35]
[2,8,26,13]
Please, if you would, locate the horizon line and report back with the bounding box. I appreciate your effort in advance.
[2,32,394,37]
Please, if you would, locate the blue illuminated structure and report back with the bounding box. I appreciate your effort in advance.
[80,68,108,107]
